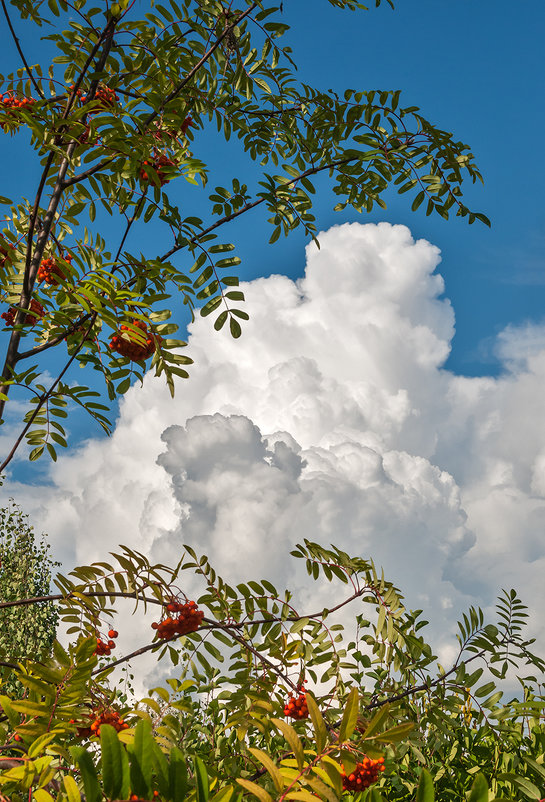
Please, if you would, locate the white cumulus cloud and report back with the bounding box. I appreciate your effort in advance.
[4,221,545,687]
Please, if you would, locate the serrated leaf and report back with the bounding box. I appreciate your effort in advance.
[194,755,209,802]
[237,779,273,802]
[468,773,488,802]
[272,718,304,770]
[129,719,153,798]
[306,693,327,754]
[63,775,82,802]
[70,747,101,802]
[101,724,124,800]
[248,748,283,792]
[415,768,434,802]
[338,687,359,742]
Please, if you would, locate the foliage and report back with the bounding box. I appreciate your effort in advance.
[0,538,543,801]
[0,494,59,697]
[2,2,538,801]
[0,0,490,470]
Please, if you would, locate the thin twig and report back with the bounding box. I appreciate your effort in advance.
[0,0,45,98]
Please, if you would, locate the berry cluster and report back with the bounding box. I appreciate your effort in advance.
[68,84,83,100]
[150,116,193,145]
[76,123,91,145]
[341,757,385,791]
[94,629,119,656]
[180,115,193,135]
[151,599,204,640]
[66,323,95,347]
[109,319,161,361]
[284,688,309,720]
[1,93,35,130]
[1,299,44,327]
[0,238,15,268]
[37,253,72,285]
[89,707,128,736]
[83,84,118,108]
[140,154,178,186]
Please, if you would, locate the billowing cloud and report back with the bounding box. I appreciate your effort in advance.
[4,221,545,686]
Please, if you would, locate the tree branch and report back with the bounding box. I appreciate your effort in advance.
[142,2,259,131]
[161,155,354,262]
[0,0,45,99]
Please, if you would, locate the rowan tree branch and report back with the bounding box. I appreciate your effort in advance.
[142,2,259,131]
[160,155,354,262]
[0,17,119,418]
[0,0,45,99]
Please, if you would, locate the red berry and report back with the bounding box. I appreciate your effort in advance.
[109,319,161,361]
[38,256,66,285]
[139,153,177,186]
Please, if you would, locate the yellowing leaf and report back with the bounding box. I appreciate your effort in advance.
[33,790,55,802]
[338,688,359,743]
[236,778,273,802]
[306,693,327,754]
[361,704,390,740]
[63,775,82,802]
[305,773,340,802]
[248,748,284,792]
[284,792,320,802]
[272,718,305,770]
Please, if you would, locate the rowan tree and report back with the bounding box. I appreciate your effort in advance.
[0,0,489,471]
[2,2,543,801]
[0,539,542,801]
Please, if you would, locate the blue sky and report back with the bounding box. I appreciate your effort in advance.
[2,1,545,676]
[2,0,545,383]
[284,0,545,374]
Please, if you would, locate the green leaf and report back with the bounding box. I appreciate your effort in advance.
[169,746,188,800]
[101,724,124,800]
[129,719,153,799]
[497,773,542,799]
[411,190,425,211]
[374,721,414,743]
[194,755,209,802]
[29,445,45,461]
[360,703,390,740]
[415,768,434,802]
[70,747,102,802]
[474,682,496,698]
[151,740,170,800]
[468,773,488,802]
[306,693,327,754]
[27,733,57,758]
[338,687,359,742]
[214,310,229,331]
[230,317,242,338]
[0,695,20,729]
